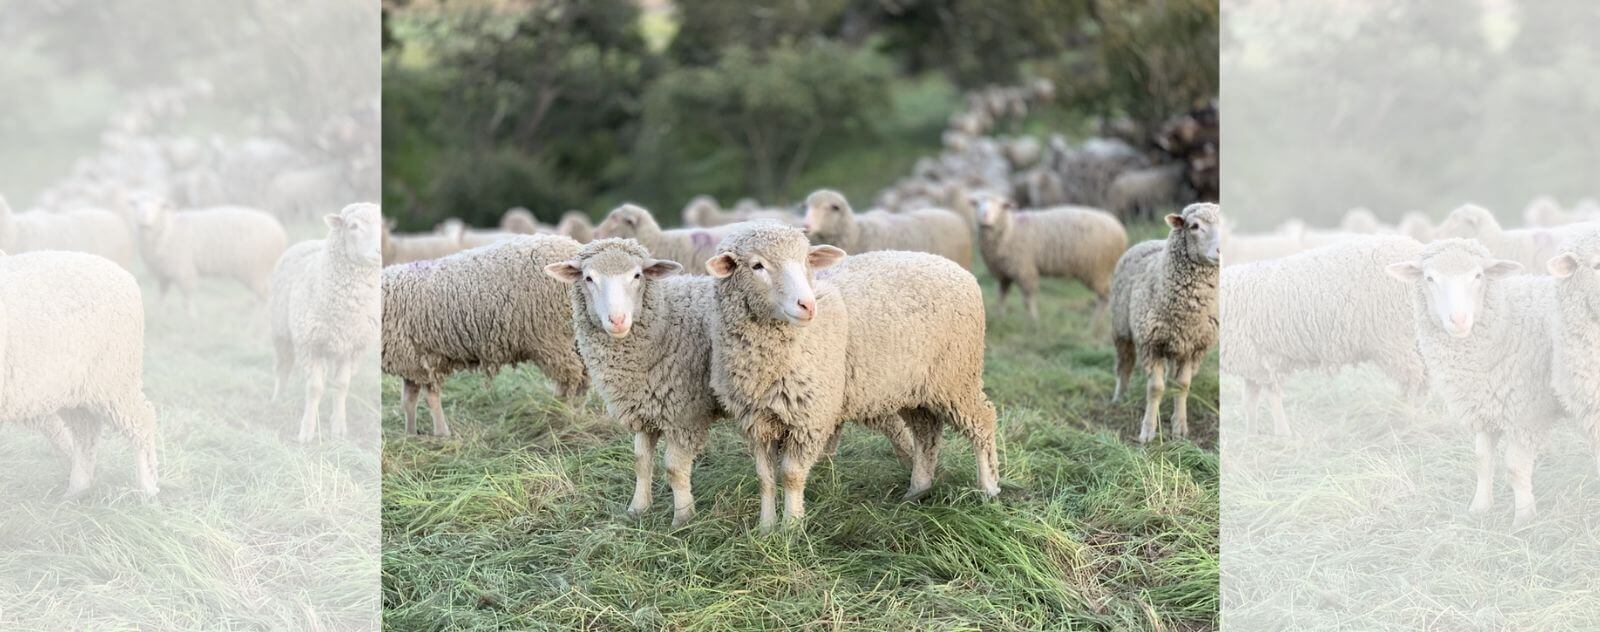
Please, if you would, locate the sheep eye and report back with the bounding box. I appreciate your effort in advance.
[634,272,642,279]
[584,276,594,284]
[752,262,765,271]
[830,204,840,212]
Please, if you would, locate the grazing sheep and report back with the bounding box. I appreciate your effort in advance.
[0,196,136,269]
[557,211,595,243]
[1106,164,1189,221]
[1546,228,1600,475]
[381,219,462,265]
[1111,203,1222,444]
[500,207,540,234]
[683,196,796,228]
[382,234,586,437]
[1002,136,1043,170]
[973,194,1128,321]
[1386,239,1564,527]
[801,189,973,270]
[1222,236,1428,436]
[131,197,289,309]
[594,204,738,274]
[437,218,517,250]
[705,224,999,530]
[1398,212,1436,243]
[0,250,158,497]
[1433,204,1596,272]
[270,203,383,443]
[542,239,726,527]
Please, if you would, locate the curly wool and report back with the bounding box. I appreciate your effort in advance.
[381,222,462,265]
[0,198,136,270]
[976,196,1127,307]
[1113,206,1220,367]
[804,190,974,270]
[596,204,740,274]
[0,251,158,495]
[1549,229,1600,446]
[139,205,288,298]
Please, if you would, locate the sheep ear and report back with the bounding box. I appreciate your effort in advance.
[706,253,737,278]
[324,214,345,229]
[1546,253,1578,279]
[1485,259,1522,278]
[807,245,847,270]
[1165,214,1186,230]
[1386,262,1424,283]
[543,260,583,284]
[642,258,681,279]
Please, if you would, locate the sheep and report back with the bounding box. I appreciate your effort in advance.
[381,219,462,265]
[1398,212,1436,243]
[1110,203,1222,444]
[500,207,540,234]
[1340,207,1392,234]
[1106,163,1189,220]
[801,189,973,270]
[1386,239,1565,527]
[1524,196,1600,227]
[972,194,1128,322]
[1545,228,1600,475]
[270,203,383,443]
[1433,204,1597,272]
[1222,236,1428,436]
[1002,136,1043,170]
[1221,222,1304,268]
[381,234,587,437]
[131,197,288,310]
[705,223,999,530]
[0,195,136,269]
[557,211,595,243]
[682,196,797,228]
[437,218,517,250]
[594,204,739,274]
[0,250,158,497]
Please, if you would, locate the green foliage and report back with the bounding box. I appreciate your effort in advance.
[873,0,1092,88]
[667,0,854,66]
[1094,0,1220,131]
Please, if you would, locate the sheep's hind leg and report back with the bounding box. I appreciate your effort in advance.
[1507,438,1538,528]
[1469,431,1496,514]
[400,380,420,435]
[425,383,451,437]
[1169,359,1197,440]
[1241,381,1261,435]
[995,277,1012,318]
[663,434,697,528]
[627,430,658,518]
[1112,337,1136,403]
[1267,380,1290,437]
[297,360,325,443]
[949,397,1001,498]
[1138,358,1167,444]
[900,409,944,501]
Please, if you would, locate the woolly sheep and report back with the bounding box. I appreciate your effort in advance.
[131,197,289,309]
[1111,203,1222,444]
[1106,164,1189,220]
[801,189,973,270]
[1002,136,1043,170]
[382,234,587,437]
[381,220,462,265]
[500,207,540,234]
[1524,196,1600,227]
[0,250,158,497]
[1222,236,1428,436]
[437,218,518,250]
[594,204,738,274]
[1433,204,1596,272]
[1546,228,1600,475]
[683,196,797,228]
[0,195,136,269]
[1398,212,1436,243]
[1340,207,1392,234]
[705,224,999,530]
[1386,239,1565,527]
[972,194,1128,321]
[270,203,383,443]
[557,211,595,243]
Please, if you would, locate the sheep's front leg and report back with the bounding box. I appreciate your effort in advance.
[1468,431,1496,514]
[626,431,658,518]
[1241,382,1261,435]
[1507,439,1537,527]
[995,278,1012,318]
[1170,359,1197,439]
[663,436,696,528]
[297,360,325,443]
[1138,358,1167,444]
[780,436,827,528]
[1267,381,1290,437]
[328,359,354,438]
[425,384,451,437]
[400,380,421,435]
[753,439,780,532]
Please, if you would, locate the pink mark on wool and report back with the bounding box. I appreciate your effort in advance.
[690,231,715,250]
[405,259,438,273]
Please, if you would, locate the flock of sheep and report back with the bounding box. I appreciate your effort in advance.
[1221,197,1600,527]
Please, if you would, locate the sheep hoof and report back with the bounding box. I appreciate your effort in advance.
[902,486,932,502]
[1467,498,1491,515]
[670,512,694,529]
[62,485,91,501]
[1512,509,1536,529]
[294,432,315,444]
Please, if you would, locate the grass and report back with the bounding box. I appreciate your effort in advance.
[380,222,1220,630]
[1222,365,1600,629]
[0,222,381,629]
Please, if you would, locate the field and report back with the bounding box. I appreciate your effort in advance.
[0,224,381,629]
[380,223,1222,630]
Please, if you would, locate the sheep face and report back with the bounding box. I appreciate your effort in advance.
[1548,234,1600,314]
[801,190,851,240]
[973,195,1015,229]
[1387,241,1521,338]
[327,203,383,267]
[545,240,680,339]
[130,195,175,238]
[708,228,844,327]
[595,204,659,240]
[1167,203,1223,265]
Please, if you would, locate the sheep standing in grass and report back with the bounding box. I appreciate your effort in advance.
[382,220,462,265]
[682,196,797,228]
[270,203,383,443]
[706,224,998,530]
[973,194,1128,322]
[0,195,136,269]
[1387,239,1565,527]
[594,204,737,274]
[131,197,288,310]
[1222,236,1428,436]
[382,234,586,437]
[1111,203,1221,444]
[802,189,973,270]
[0,250,158,497]
[1546,229,1600,474]
[1434,204,1595,271]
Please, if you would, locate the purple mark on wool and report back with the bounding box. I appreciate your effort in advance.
[405,259,438,273]
[691,231,714,250]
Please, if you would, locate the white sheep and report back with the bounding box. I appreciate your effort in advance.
[556,211,595,243]
[382,234,587,437]
[1222,236,1428,436]
[972,194,1128,321]
[1398,211,1436,243]
[682,196,797,228]
[0,195,136,269]
[0,250,158,497]
[1111,203,1222,444]
[1386,239,1565,527]
[381,219,462,265]
[500,207,540,234]
[801,189,973,270]
[436,218,517,250]
[1546,228,1600,475]
[131,196,288,310]
[1433,204,1597,272]
[1106,164,1189,220]
[706,224,999,530]
[270,203,383,443]
[594,204,739,274]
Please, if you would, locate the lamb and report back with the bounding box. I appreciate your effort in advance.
[1222,236,1428,436]
[382,234,587,437]
[801,189,973,270]
[705,223,999,530]
[594,204,738,274]
[1111,203,1222,444]
[381,219,462,265]
[0,195,137,269]
[1386,239,1566,527]
[270,203,383,443]
[0,250,159,497]
[131,196,288,309]
[1433,204,1596,272]
[972,194,1128,321]
[1545,228,1600,476]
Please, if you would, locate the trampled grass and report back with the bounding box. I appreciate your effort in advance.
[380,223,1221,630]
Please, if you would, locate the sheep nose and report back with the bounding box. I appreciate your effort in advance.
[609,314,627,331]
[1450,313,1469,328]
[796,298,815,318]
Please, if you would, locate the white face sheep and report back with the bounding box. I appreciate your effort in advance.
[553,243,682,338]
[972,193,1129,322]
[129,193,290,311]
[1386,244,1522,338]
[801,189,974,269]
[1545,229,1600,477]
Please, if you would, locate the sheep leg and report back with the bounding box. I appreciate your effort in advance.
[1112,337,1136,403]
[859,415,916,468]
[664,436,696,528]
[995,278,1012,317]
[822,426,844,458]
[297,360,325,443]
[1267,382,1290,437]
[1242,381,1261,435]
[949,398,1001,498]
[1138,358,1167,444]
[400,380,420,435]
[753,438,780,532]
[59,414,97,499]
[626,431,658,518]
[1468,431,1496,514]
[1170,359,1197,440]
[901,409,943,501]
[1507,439,1537,528]
[105,397,159,497]
[271,337,295,402]
[28,414,77,460]
[327,359,353,439]
[426,384,451,437]
[780,437,827,528]
[1020,276,1040,322]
